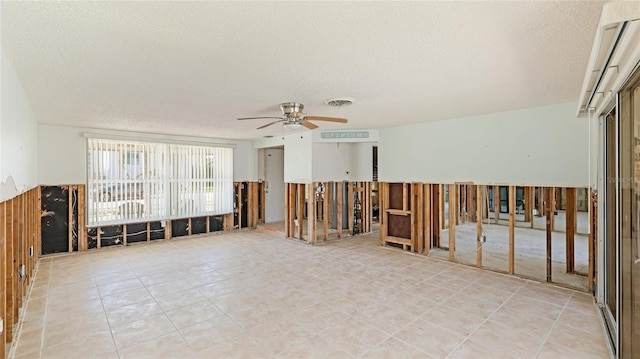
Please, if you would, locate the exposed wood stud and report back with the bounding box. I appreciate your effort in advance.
[78,185,86,251]
[524,187,531,223]
[448,184,456,261]
[546,187,552,283]
[97,226,102,249]
[187,218,192,236]
[432,185,440,247]
[297,184,305,240]
[205,215,210,234]
[165,220,172,239]
[348,181,354,235]
[68,186,73,252]
[307,183,317,244]
[337,183,343,238]
[424,184,431,255]
[439,184,445,230]
[509,185,515,274]
[477,185,483,268]
[123,224,128,246]
[415,183,424,253]
[380,182,388,245]
[323,182,329,241]
[147,222,151,242]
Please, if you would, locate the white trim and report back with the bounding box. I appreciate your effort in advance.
[83,129,236,148]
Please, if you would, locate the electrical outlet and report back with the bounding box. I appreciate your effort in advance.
[478,235,487,243]
[0,317,3,334]
[29,245,34,257]
[18,264,25,279]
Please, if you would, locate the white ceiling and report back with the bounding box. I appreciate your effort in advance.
[1,1,604,140]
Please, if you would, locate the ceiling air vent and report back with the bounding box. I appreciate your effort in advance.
[324,97,355,107]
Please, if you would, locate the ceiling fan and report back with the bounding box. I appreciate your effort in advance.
[237,102,348,130]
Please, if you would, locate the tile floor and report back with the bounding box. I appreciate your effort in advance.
[11,229,610,358]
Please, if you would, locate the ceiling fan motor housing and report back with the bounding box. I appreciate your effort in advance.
[280,102,304,115]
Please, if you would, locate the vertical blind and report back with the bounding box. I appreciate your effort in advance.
[87,138,233,226]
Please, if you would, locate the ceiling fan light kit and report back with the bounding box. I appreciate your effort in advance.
[237,102,349,130]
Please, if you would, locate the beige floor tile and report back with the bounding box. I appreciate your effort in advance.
[165,300,224,329]
[13,231,612,359]
[106,298,163,327]
[179,315,245,352]
[361,337,430,359]
[111,314,177,349]
[118,331,196,359]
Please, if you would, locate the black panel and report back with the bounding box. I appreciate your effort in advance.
[41,186,70,254]
[172,218,189,237]
[126,223,147,243]
[241,182,248,228]
[209,216,223,232]
[149,221,165,240]
[87,227,98,249]
[191,217,207,235]
[100,225,124,247]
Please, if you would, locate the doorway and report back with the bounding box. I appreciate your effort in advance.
[263,147,285,223]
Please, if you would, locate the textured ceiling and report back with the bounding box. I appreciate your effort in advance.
[1,1,605,140]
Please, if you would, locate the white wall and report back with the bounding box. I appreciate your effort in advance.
[1,48,38,201]
[283,134,313,183]
[312,143,353,181]
[379,102,589,187]
[38,124,257,185]
[263,148,285,222]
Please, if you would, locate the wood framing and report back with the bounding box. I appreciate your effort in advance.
[508,185,515,274]
[439,184,445,230]
[337,183,343,238]
[412,183,424,253]
[123,224,128,245]
[323,182,329,241]
[524,187,531,222]
[307,183,317,244]
[68,186,73,252]
[565,187,576,273]
[380,182,388,245]
[297,183,305,240]
[348,182,354,234]
[432,184,440,247]
[424,183,432,255]
[546,187,553,283]
[449,184,456,261]
[78,185,87,251]
[164,220,172,239]
[477,185,483,268]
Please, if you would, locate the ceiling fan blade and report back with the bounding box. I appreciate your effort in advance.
[237,116,283,121]
[299,120,319,130]
[303,116,348,123]
[257,120,284,129]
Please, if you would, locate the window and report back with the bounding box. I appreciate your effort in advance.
[87,138,233,226]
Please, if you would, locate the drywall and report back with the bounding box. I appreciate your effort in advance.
[1,48,38,201]
[283,134,313,183]
[37,124,257,185]
[312,143,353,181]
[379,102,589,187]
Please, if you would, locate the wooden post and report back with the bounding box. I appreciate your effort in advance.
[550,187,556,231]
[323,182,329,241]
[5,199,14,342]
[524,187,531,223]
[187,218,192,236]
[236,183,243,229]
[0,201,5,357]
[477,185,483,268]
[546,187,552,283]
[205,216,210,234]
[165,220,172,239]
[68,186,73,252]
[147,222,151,242]
[337,182,343,238]
[424,184,432,255]
[439,184,445,230]
[297,184,305,240]
[449,184,456,261]
[565,187,576,273]
[509,185,515,274]
[537,187,544,217]
[494,185,500,223]
[348,181,354,235]
[456,184,460,225]
[307,183,317,244]
[123,224,128,245]
[78,185,86,251]
[97,226,102,249]
[413,183,424,253]
[530,186,536,228]
[380,182,388,245]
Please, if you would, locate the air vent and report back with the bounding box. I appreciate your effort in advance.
[324,97,355,107]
